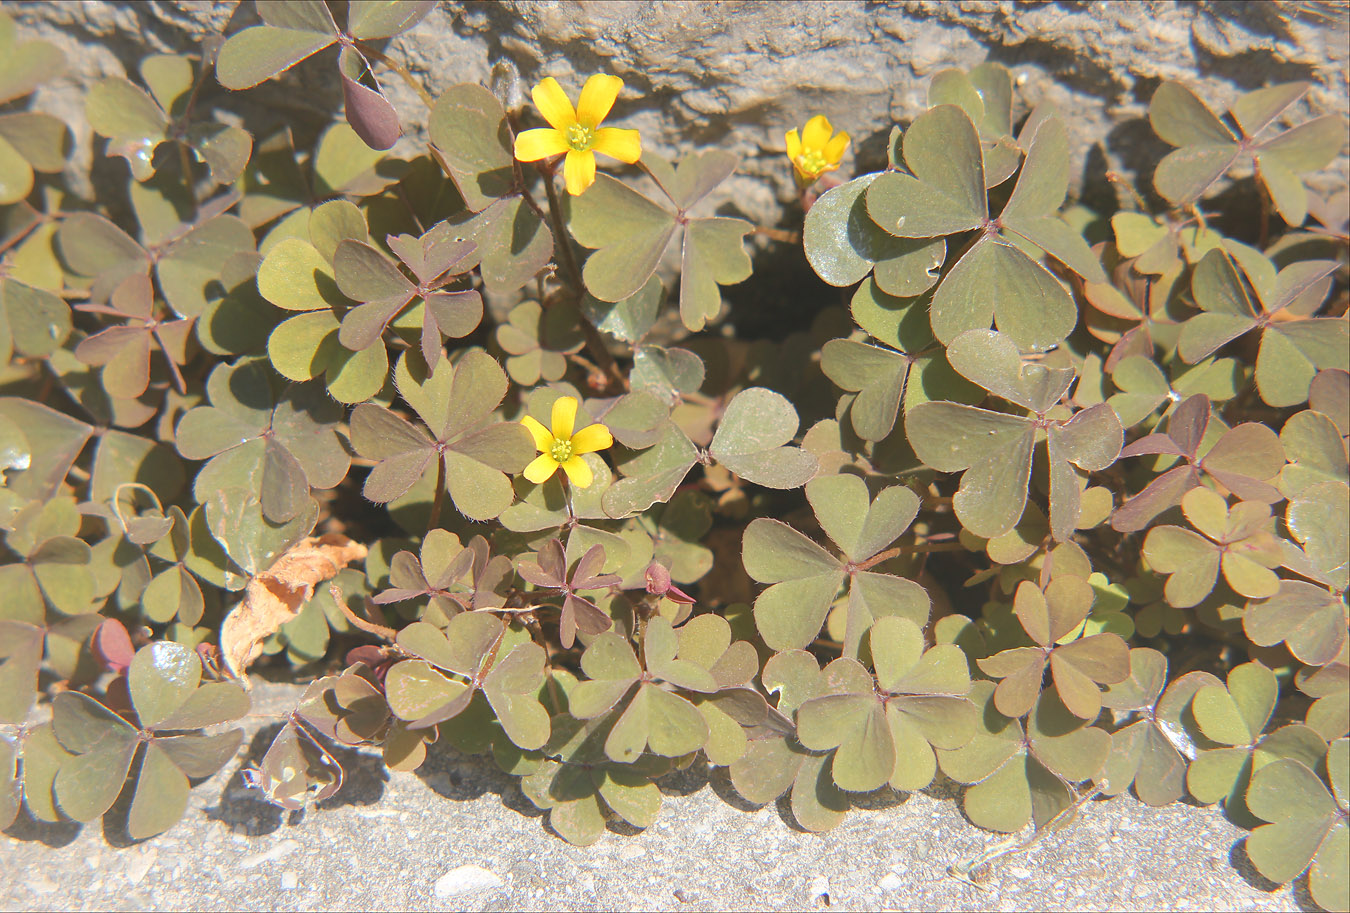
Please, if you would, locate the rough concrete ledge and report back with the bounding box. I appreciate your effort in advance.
[0,683,1302,913]
[7,1,1348,227]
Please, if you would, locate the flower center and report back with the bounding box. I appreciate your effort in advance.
[797,149,828,176]
[550,439,575,463]
[566,122,596,151]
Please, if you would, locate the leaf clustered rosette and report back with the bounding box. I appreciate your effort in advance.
[0,5,1348,907]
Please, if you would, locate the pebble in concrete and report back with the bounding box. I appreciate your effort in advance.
[433,864,507,900]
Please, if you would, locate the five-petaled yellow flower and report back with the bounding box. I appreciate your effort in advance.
[521,396,613,489]
[513,74,642,196]
[786,115,850,188]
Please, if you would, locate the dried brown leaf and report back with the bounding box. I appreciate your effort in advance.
[221,534,369,687]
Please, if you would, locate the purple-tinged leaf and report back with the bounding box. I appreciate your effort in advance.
[338,47,400,151]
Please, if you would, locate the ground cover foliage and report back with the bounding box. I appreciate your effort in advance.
[0,3,1346,905]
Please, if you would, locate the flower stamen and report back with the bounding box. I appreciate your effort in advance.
[566,123,595,151]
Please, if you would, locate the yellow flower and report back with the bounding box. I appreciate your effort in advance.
[785,115,849,188]
[520,395,613,488]
[513,74,642,196]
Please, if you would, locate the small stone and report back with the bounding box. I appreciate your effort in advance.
[28,874,57,895]
[619,844,647,860]
[280,871,299,891]
[239,839,300,870]
[807,875,830,905]
[124,848,157,886]
[878,872,903,892]
[433,864,506,899]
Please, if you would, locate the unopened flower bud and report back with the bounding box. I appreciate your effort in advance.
[645,561,696,605]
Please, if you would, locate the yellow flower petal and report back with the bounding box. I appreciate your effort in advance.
[532,77,576,131]
[520,415,554,451]
[524,453,560,484]
[785,129,802,161]
[560,455,594,488]
[551,395,578,440]
[824,130,850,163]
[514,127,569,162]
[801,115,833,150]
[563,148,596,196]
[571,423,613,454]
[576,74,623,126]
[591,127,641,163]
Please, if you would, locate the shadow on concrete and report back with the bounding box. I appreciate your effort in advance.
[3,807,82,848]
[1291,872,1323,913]
[412,737,544,824]
[1229,837,1284,895]
[707,766,763,814]
[656,758,711,797]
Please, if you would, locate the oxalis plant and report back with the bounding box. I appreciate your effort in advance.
[0,3,1346,905]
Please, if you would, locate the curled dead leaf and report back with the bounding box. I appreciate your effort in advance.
[220,534,369,687]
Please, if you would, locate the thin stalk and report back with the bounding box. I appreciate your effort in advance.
[540,167,585,292]
[151,327,188,395]
[854,541,966,571]
[428,454,446,531]
[0,204,42,260]
[176,141,199,209]
[562,474,576,528]
[329,584,398,642]
[947,780,1107,889]
[473,618,511,686]
[537,167,626,392]
[753,226,800,243]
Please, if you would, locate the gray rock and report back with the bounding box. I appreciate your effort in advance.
[7,1,1347,228]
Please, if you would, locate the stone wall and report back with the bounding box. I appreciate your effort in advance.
[10,0,1348,228]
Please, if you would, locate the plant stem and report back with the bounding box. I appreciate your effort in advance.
[854,541,966,571]
[152,327,188,395]
[330,584,398,642]
[753,226,800,243]
[539,165,627,393]
[540,168,585,292]
[0,204,42,259]
[474,618,510,686]
[562,475,576,528]
[176,142,199,209]
[428,455,446,531]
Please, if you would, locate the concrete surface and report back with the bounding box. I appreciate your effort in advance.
[0,682,1305,912]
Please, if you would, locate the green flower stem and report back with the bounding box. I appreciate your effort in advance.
[540,165,585,291]
[175,141,198,208]
[539,164,627,393]
[170,55,217,208]
[428,454,446,532]
[560,472,577,528]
